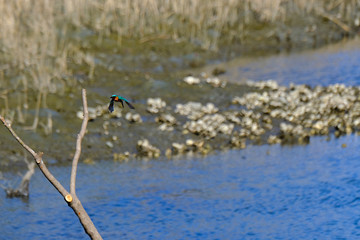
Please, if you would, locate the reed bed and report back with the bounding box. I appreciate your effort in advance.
[0,0,359,128]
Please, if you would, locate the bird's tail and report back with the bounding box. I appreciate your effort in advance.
[125,101,135,109]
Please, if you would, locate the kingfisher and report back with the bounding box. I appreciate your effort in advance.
[108,95,135,112]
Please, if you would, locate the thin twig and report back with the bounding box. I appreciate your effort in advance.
[1,89,102,239]
[70,89,89,195]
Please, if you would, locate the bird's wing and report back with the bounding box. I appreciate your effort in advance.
[125,100,135,109]
[119,99,124,108]
[108,99,115,112]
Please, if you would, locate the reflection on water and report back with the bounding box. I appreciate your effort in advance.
[215,37,360,86]
[1,135,360,239]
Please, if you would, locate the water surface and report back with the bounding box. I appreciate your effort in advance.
[2,39,360,239]
[210,37,360,86]
[1,135,360,239]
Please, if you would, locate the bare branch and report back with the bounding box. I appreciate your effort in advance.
[0,116,69,198]
[70,89,89,195]
[1,89,103,239]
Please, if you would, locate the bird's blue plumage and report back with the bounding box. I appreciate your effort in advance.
[108,94,135,112]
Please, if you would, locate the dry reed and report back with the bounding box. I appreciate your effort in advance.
[0,0,359,127]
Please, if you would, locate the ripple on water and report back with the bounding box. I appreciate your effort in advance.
[2,135,360,239]
[3,39,360,239]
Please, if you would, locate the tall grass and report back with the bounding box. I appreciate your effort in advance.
[0,0,359,127]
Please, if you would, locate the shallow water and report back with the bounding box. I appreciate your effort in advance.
[2,38,360,239]
[1,136,360,239]
[211,37,360,86]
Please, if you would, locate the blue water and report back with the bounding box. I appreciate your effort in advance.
[3,39,360,239]
[1,135,360,239]
[226,37,360,86]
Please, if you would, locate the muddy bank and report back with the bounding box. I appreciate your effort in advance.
[89,17,353,75]
[2,70,360,171]
[1,7,359,171]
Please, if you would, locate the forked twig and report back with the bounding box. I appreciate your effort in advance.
[0,89,102,240]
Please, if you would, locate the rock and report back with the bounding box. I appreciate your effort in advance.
[125,112,142,123]
[156,113,177,131]
[113,152,131,162]
[147,98,166,113]
[218,123,234,135]
[103,121,110,130]
[136,139,160,158]
[183,76,201,85]
[158,123,174,131]
[230,137,246,149]
[205,77,226,88]
[156,114,177,125]
[202,103,218,114]
[172,142,186,154]
[183,114,226,138]
[109,110,122,118]
[224,112,241,124]
[267,135,281,144]
[77,104,114,120]
[105,141,114,148]
[185,139,204,150]
[232,82,360,141]
[175,102,218,120]
[88,107,97,120]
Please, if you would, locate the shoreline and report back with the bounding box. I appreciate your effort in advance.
[2,77,360,171]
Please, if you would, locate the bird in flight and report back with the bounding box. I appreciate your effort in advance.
[108,95,135,112]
